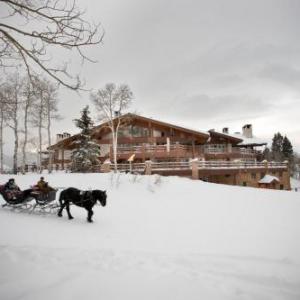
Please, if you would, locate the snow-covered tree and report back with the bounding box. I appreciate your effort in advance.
[71,106,100,172]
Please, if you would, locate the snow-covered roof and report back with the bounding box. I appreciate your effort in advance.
[232,133,268,146]
[258,175,280,184]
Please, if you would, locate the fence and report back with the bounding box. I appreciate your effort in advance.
[103,160,288,174]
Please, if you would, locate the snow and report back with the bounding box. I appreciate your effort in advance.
[291,177,300,191]
[233,133,268,146]
[258,174,280,184]
[0,172,300,300]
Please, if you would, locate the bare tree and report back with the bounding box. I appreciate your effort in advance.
[90,83,133,172]
[0,84,8,173]
[30,76,47,172]
[2,73,23,174]
[20,76,35,173]
[0,0,104,90]
[44,79,60,173]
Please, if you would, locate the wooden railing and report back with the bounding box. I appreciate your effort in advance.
[114,163,145,172]
[197,160,288,169]
[116,144,259,157]
[112,160,288,173]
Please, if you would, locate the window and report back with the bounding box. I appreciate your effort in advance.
[251,173,256,179]
[260,172,265,179]
[280,184,284,190]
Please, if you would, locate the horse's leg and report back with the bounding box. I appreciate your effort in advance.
[57,202,65,217]
[65,201,74,220]
[87,208,94,223]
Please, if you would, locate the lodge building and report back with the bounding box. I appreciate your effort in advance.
[48,113,290,190]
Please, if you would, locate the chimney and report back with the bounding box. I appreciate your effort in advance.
[242,124,253,138]
[56,134,63,142]
[222,127,229,134]
[114,111,120,117]
[63,132,71,139]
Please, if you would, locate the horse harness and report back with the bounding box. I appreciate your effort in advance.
[79,190,94,205]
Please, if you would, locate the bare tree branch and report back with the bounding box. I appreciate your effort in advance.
[0,0,104,90]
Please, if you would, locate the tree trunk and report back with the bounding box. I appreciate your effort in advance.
[111,130,117,172]
[22,101,29,174]
[0,109,3,174]
[38,118,42,173]
[13,123,18,174]
[12,96,19,174]
[47,100,52,173]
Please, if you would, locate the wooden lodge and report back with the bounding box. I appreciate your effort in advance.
[47,113,291,190]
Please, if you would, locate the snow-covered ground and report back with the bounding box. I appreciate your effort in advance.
[0,172,300,300]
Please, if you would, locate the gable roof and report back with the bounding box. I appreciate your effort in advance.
[208,129,243,144]
[258,175,280,184]
[49,113,210,149]
[93,113,210,139]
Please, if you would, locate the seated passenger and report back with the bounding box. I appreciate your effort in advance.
[4,178,21,200]
[36,177,54,194]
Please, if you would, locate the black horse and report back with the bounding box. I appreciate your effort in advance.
[57,187,107,222]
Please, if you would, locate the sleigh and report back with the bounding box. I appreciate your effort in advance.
[0,185,58,213]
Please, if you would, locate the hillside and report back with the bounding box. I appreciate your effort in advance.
[0,172,300,300]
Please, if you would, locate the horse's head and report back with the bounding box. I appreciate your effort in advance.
[92,189,107,207]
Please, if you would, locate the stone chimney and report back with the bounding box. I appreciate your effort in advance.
[242,124,253,138]
[222,127,229,134]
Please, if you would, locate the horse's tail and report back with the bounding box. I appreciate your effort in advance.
[59,190,65,205]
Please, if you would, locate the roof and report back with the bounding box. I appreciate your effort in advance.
[258,175,280,184]
[49,113,210,149]
[93,113,210,139]
[232,133,268,147]
[208,130,243,144]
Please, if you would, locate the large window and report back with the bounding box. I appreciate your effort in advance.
[130,126,149,137]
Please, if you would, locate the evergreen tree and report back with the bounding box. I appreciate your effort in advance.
[71,106,100,172]
[282,136,293,160]
[262,147,272,161]
[271,132,284,161]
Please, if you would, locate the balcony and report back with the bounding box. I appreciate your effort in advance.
[111,143,260,161]
[113,144,199,161]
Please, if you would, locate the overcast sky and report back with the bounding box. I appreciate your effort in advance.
[4,0,300,152]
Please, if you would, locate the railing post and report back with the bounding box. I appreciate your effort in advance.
[145,160,152,175]
[142,144,146,162]
[191,159,199,180]
[175,142,180,161]
[227,143,232,153]
[109,146,113,161]
[262,159,269,171]
[101,160,111,173]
